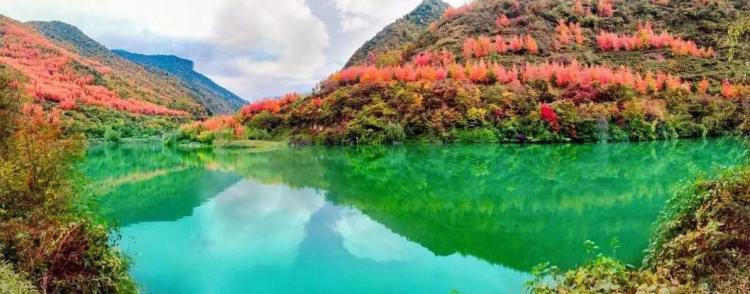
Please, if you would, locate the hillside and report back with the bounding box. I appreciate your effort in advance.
[113,50,246,114]
[344,0,450,67]
[176,0,750,146]
[27,20,245,115]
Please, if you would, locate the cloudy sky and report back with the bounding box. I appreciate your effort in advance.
[0,0,467,101]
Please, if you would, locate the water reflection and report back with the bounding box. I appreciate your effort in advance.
[85,139,749,293]
[335,209,425,263]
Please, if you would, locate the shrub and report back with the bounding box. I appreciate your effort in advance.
[383,123,406,143]
[451,128,499,143]
[0,260,37,294]
[248,111,283,130]
[0,80,135,292]
[195,131,215,144]
[245,128,272,141]
[103,127,120,142]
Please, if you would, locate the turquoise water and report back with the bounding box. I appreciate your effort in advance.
[84,139,749,293]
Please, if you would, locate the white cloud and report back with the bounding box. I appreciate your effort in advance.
[334,208,426,263]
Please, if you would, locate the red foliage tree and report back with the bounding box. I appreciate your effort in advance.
[721,80,736,99]
[463,38,477,59]
[240,92,299,119]
[58,98,76,110]
[556,20,572,46]
[509,35,524,52]
[442,4,472,22]
[596,24,713,58]
[468,62,489,83]
[574,0,586,15]
[540,104,559,128]
[475,37,494,58]
[597,0,614,17]
[495,36,508,53]
[413,52,433,67]
[697,79,710,94]
[395,66,417,82]
[571,23,585,45]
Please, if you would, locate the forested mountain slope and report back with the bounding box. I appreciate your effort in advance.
[177,0,750,146]
[28,20,246,115]
[345,0,450,67]
[113,50,246,114]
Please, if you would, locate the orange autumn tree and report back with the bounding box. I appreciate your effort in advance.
[597,0,614,17]
[524,35,539,54]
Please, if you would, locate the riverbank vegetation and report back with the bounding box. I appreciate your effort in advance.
[0,68,134,292]
[172,70,748,145]
[528,166,750,293]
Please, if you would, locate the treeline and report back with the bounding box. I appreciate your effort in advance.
[171,58,748,146]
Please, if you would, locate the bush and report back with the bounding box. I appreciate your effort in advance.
[0,74,135,293]
[245,128,272,140]
[195,131,215,144]
[103,127,121,142]
[451,128,499,143]
[248,111,283,130]
[384,123,406,143]
[0,260,37,294]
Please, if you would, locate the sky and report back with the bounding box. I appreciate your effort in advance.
[0,0,468,101]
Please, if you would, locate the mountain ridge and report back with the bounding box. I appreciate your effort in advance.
[113,49,247,114]
[26,20,245,115]
[344,0,450,67]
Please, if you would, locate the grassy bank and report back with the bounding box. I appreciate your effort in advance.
[528,166,750,293]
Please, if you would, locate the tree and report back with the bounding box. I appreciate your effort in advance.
[597,0,614,17]
[697,79,710,94]
[509,35,524,52]
[475,37,494,57]
[495,36,508,53]
[574,0,586,15]
[524,35,539,54]
[571,23,585,45]
[556,20,572,46]
[58,98,76,110]
[463,38,477,59]
[721,80,736,98]
[540,103,559,130]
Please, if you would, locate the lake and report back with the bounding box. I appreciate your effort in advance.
[83,139,749,294]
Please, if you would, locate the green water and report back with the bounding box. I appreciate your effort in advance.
[84,139,749,294]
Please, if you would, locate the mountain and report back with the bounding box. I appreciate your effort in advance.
[344,0,450,67]
[180,0,749,146]
[0,15,204,138]
[113,50,246,114]
[26,20,245,115]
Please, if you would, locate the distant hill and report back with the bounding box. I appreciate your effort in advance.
[344,0,450,67]
[27,20,245,115]
[181,0,750,146]
[113,50,246,114]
